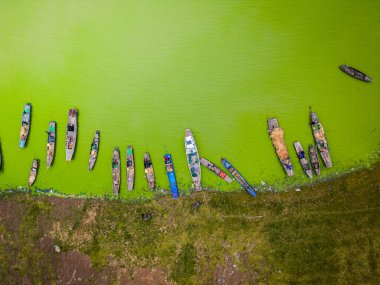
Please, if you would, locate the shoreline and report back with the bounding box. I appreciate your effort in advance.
[0,161,379,284]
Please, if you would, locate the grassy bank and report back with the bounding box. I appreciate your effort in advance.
[0,164,380,284]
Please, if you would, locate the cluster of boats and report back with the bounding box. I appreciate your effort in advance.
[6,103,334,198]
[268,112,332,180]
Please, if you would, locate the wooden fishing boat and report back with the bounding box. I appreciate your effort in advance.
[46,121,56,168]
[294,141,313,178]
[164,154,178,198]
[126,146,135,190]
[339,65,372,83]
[200,157,232,183]
[65,109,78,161]
[185,129,201,191]
[19,103,31,148]
[0,142,2,170]
[28,159,39,186]
[221,158,256,197]
[267,118,294,176]
[310,112,332,168]
[308,144,321,176]
[144,152,155,190]
[88,130,100,170]
[112,147,121,195]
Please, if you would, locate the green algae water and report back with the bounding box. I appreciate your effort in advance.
[0,1,379,198]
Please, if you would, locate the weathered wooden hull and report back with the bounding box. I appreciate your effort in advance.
[126,146,134,191]
[200,157,232,183]
[308,144,320,176]
[164,154,178,198]
[221,158,256,197]
[294,141,313,178]
[185,129,201,191]
[144,152,155,190]
[267,118,294,176]
[28,159,39,186]
[112,148,121,195]
[339,65,372,83]
[65,109,78,161]
[46,121,56,168]
[88,130,100,170]
[310,112,332,168]
[19,103,31,148]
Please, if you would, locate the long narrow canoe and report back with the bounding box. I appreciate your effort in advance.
[88,130,100,170]
[66,109,78,161]
[308,144,321,176]
[112,147,121,195]
[0,141,2,170]
[221,158,257,197]
[339,65,372,83]
[267,118,294,176]
[294,141,313,178]
[46,121,56,168]
[185,129,201,191]
[126,146,135,190]
[19,103,31,148]
[28,159,39,186]
[200,157,232,183]
[310,112,332,168]
[164,154,178,198]
[144,152,155,190]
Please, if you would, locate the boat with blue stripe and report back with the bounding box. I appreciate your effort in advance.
[221,158,257,197]
[164,154,178,199]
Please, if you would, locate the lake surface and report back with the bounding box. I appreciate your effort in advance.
[0,1,379,198]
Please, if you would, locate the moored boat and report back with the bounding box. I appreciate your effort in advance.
[46,121,56,168]
[294,141,313,178]
[310,112,332,168]
[28,159,39,186]
[66,109,78,161]
[112,147,121,195]
[308,144,321,176]
[19,103,31,148]
[221,158,257,197]
[164,154,178,198]
[0,142,2,170]
[267,118,294,176]
[339,65,372,83]
[200,157,232,183]
[185,129,201,191]
[88,130,100,170]
[126,146,135,190]
[144,152,155,190]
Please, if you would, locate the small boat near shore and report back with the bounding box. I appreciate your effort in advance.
[88,130,100,170]
[294,141,313,178]
[144,152,155,190]
[28,159,39,186]
[310,112,332,168]
[267,118,294,176]
[185,129,201,191]
[112,147,121,195]
[164,154,178,198]
[339,65,372,83]
[19,103,31,148]
[200,157,232,183]
[221,158,257,197]
[308,144,321,176]
[46,121,56,168]
[126,146,135,190]
[66,109,78,161]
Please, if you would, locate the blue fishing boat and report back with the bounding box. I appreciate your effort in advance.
[164,154,178,199]
[221,158,257,197]
[19,103,31,148]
